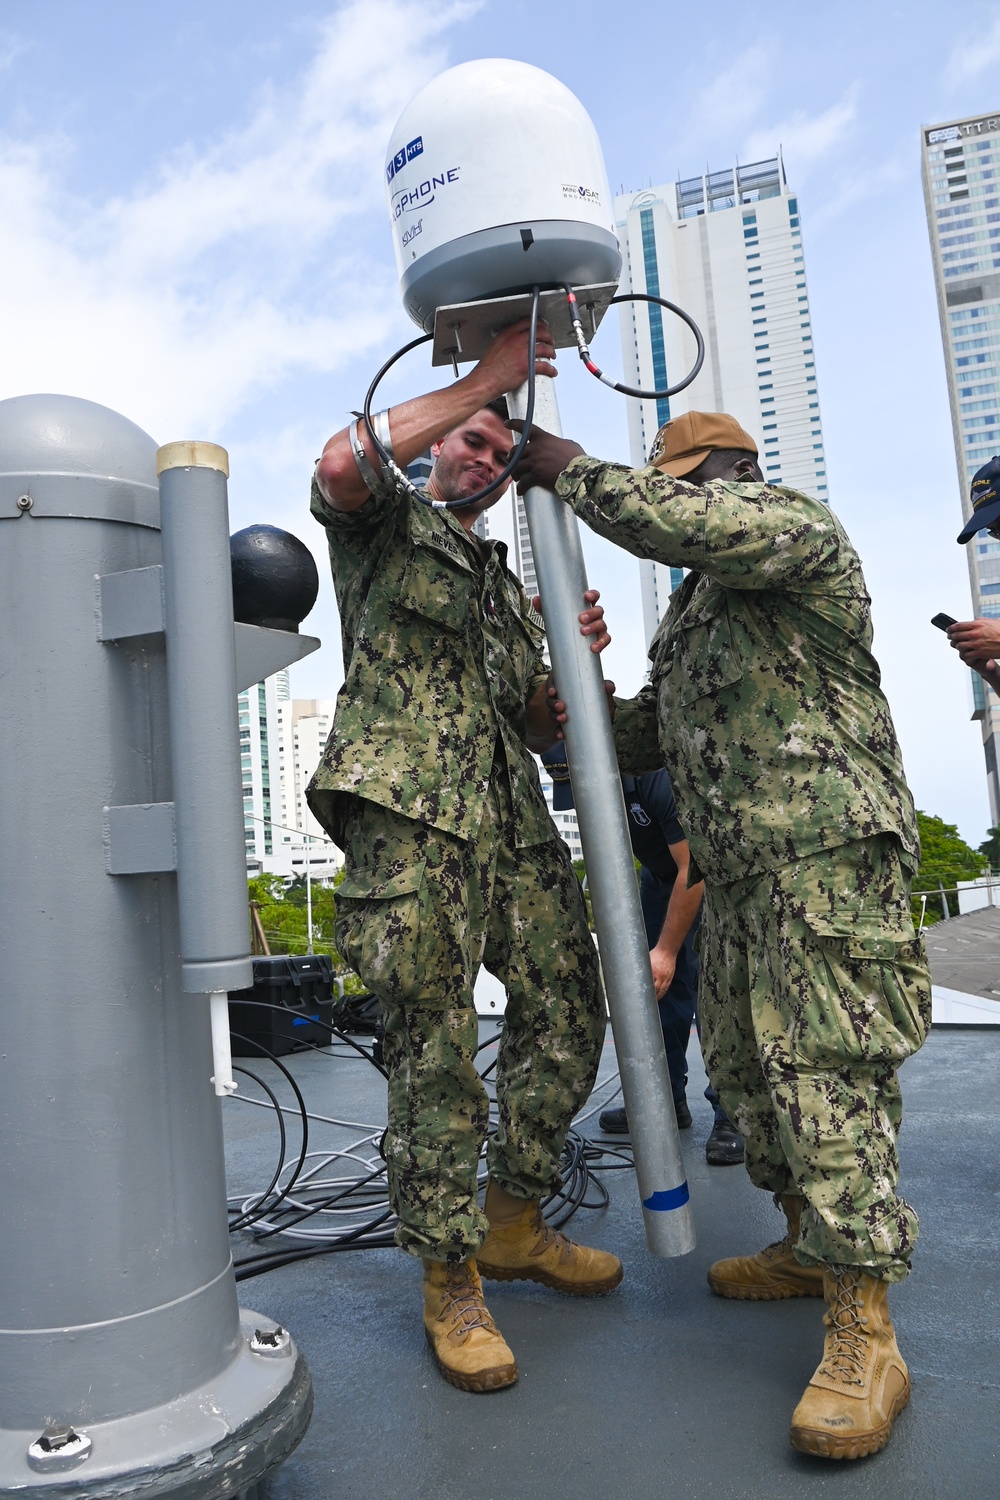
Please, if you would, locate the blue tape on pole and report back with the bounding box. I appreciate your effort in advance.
[642,1182,690,1212]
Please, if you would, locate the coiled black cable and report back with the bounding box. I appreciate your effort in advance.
[227,1036,310,1232]
[361,286,542,510]
[565,286,705,399]
[226,1012,630,1282]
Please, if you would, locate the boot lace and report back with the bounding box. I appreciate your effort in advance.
[530,1210,574,1261]
[818,1270,869,1386]
[759,1228,795,1263]
[441,1265,493,1333]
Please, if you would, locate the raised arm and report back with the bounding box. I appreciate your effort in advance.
[510,424,844,589]
[315,319,557,512]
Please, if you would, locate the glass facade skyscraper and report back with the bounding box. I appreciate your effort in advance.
[922,110,1000,822]
[614,157,826,645]
[239,678,275,863]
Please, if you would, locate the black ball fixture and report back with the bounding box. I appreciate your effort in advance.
[229,524,319,633]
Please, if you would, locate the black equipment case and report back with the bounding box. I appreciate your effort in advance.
[228,954,335,1057]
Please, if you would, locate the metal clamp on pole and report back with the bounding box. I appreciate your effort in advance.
[507,376,696,1259]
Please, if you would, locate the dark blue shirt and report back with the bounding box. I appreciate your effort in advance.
[622,769,686,884]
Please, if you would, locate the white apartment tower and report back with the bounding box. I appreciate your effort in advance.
[239,670,288,869]
[614,157,826,643]
[240,670,342,879]
[921,109,1000,824]
[274,699,339,840]
[469,465,537,595]
[272,696,343,880]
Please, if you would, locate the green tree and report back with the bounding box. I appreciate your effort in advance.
[913,811,987,924]
[248,872,285,904]
[247,874,365,991]
[978,826,1000,872]
[283,874,309,908]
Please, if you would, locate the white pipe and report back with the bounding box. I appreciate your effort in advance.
[305,844,314,956]
[209,992,237,1097]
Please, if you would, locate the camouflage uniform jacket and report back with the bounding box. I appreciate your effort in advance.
[556,456,920,886]
[307,474,556,850]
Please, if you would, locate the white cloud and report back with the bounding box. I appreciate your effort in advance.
[674,47,771,161]
[0,0,478,435]
[741,87,858,177]
[946,14,1000,84]
[0,29,26,74]
[794,148,907,231]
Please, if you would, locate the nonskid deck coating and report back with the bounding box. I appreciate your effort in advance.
[223,995,999,1498]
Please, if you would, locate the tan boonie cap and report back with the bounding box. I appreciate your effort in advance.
[647,410,758,477]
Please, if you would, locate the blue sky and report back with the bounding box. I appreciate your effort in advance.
[2,0,999,843]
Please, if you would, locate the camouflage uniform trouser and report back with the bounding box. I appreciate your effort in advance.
[334,783,605,1262]
[699,834,932,1282]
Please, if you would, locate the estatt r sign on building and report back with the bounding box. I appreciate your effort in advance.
[928,116,1000,145]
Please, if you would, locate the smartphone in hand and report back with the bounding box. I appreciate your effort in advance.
[931,613,957,631]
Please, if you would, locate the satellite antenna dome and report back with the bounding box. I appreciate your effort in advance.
[385,59,621,331]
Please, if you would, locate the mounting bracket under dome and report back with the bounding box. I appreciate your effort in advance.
[431,283,618,368]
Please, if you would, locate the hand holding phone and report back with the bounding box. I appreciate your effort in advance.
[931,613,957,631]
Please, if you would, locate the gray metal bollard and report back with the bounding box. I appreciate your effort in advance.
[0,395,313,1497]
[508,377,696,1258]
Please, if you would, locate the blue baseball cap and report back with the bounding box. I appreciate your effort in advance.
[540,744,575,811]
[958,456,1000,542]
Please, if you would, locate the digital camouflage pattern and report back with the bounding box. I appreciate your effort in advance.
[335,780,605,1262]
[699,835,931,1280]
[308,470,604,1262]
[557,456,931,1278]
[555,458,920,886]
[307,474,555,849]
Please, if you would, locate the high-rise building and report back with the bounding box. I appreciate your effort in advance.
[271,696,343,881]
[239,673,282,869]
[508,489,537,598]
[538,771,583,862]
[275,699,337,838]
[614,157,826,643]
[921,109,1000,823]
[241,671,342,880]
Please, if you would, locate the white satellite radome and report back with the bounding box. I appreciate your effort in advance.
[386,58,621,331]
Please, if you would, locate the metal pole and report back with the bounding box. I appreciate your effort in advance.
[306,840,314,955]
[158,442,253,1098]
[508,375,695,1258]
[157,441,254,996]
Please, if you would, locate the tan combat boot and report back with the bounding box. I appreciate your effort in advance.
[790,1267,910,1460]
[477,1184,623,1296]
[707,1193,824,1300]
[422,1259,518,1393]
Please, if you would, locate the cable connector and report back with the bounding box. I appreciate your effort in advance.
[564,286,706,401]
